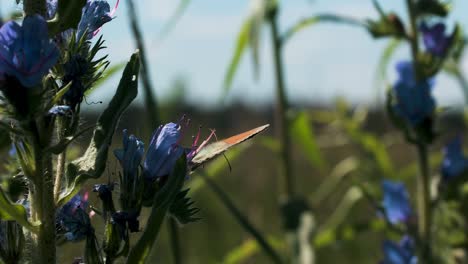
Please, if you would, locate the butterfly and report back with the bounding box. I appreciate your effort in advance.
[189,124,270,170]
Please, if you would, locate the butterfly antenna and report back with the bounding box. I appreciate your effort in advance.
[84,96,103,105]
[222,153,232,172]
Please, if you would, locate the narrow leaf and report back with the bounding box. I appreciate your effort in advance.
[290,112,326,170]
[283,14,367,44]
[223,18,252,93]
[57,51,140,207]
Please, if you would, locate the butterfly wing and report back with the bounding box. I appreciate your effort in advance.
[190,124,270,170]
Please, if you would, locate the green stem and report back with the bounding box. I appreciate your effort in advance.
[23,0,46,16]
[125,0,159,127]
[168,219,182,264]
[416,143,432,263]
[268,9,294,198]
[405,0,432,261]
[453,68,468,104]
[200,173,284,264]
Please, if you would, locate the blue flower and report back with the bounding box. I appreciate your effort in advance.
[143,123,185,180]
[420,22,451,57]
[77,0,116,40]
[382,236,417,264]
[56,193,93,242]
[114,129,144,178]
[441,136,468,181]
[0,15,59,88]
[393,61,435,126]
[382,180,413,224]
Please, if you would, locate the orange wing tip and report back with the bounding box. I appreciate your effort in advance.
[223,124,270,145]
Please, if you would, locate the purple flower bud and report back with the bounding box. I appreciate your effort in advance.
[114,129,144,181]
[382,180,413,225]
[393,61,435,126]
[441,136,468,181]
[420,22,451,57]
[0,15,59,88]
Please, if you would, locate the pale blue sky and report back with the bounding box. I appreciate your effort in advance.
[2,0,468,109]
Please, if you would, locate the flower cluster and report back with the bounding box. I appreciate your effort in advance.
[0,15,59,88]
[380,180,417,263]
[392,61,435,127]
[56,193,94,242]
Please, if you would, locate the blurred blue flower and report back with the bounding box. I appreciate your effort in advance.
[114,129,144,182]
[393,61,435,126]
[77,0,117,40]
[382,236,417,264]
[441,136,468,181]
[143,123,185,180]
[420,22,451,57]
[0,15,59,87]
[56,193,93,242]
[382,180,413,224]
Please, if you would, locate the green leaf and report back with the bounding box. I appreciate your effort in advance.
[319,186,363,231]
[290,111,326,171]
[336,103,395,178]
[47,0,87,36]
[0,187,39,233]
[311,157,358,204]
[223,18,252,93]
[57,51,140,208]
[126,155,187,264]
[168,189,200,225]
[282,14,367,44]
[374,39,402,100]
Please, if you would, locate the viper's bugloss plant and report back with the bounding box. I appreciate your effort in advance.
[441,136,468,182]
[382,236,418,264]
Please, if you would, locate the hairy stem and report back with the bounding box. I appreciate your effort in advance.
[54,116,67,202]
[29,120,56,264]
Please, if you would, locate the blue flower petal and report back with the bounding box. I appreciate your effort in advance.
[382,180,412,224]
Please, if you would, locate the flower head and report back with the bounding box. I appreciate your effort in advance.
[114,130,144,214]
[393,61,435,126]
[441,136,468,181]
[143,123,185,180]
[114,129,144,181]
[77,0,117,40]
[56,193,93,242]
[382,180,413,225]
[420,22,451,57]
[0,15,59,87]
[382,236,417,264]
